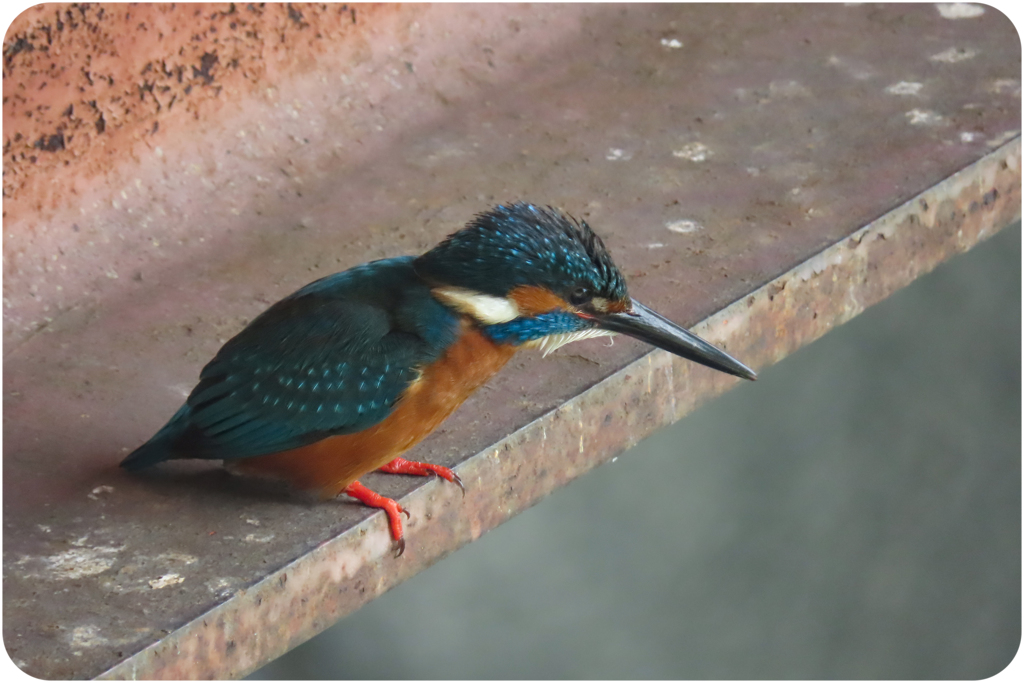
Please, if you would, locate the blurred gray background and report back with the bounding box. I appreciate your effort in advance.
[255,223,1020,679]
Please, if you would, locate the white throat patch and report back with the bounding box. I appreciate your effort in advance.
[433,287,520,324]
[525,328,616,356]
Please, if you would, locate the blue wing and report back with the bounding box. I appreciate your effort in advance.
[122,257,460,468]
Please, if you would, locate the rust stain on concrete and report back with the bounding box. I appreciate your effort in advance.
[3,3,403,222]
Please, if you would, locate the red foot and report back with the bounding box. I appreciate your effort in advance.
[378,457,465,496]
[343,481,411,557]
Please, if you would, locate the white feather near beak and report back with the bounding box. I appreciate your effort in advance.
[433,287,520,324]
[524,328,616,356]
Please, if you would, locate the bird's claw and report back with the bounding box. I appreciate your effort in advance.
[343,481,410,558]
[451,472,466,497]
[379,457,465,497]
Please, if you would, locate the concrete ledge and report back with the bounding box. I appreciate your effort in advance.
[3,4,1020,679]
[98,139,1022,679]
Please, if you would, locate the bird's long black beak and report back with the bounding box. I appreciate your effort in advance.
[592,300,757,381]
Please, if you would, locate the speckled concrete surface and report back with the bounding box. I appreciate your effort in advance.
[2,4,1020,679]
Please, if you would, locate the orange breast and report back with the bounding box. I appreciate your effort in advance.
[231,324,517,497]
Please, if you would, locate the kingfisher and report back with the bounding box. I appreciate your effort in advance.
[122,203,755,554]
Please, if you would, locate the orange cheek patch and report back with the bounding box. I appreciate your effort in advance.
[508,285,571,316]
[606,299,631,313]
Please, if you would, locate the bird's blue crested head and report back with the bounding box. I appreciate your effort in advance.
[416,203,627,303]
[414,203,631,352]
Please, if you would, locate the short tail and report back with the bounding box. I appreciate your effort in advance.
[120,403,191,471]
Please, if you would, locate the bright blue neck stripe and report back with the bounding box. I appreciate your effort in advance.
[483,310,589,346]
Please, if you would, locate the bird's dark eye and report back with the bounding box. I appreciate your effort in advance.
[570,286,590,304]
